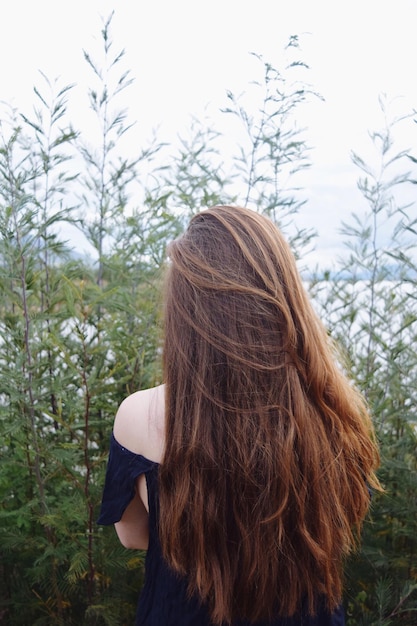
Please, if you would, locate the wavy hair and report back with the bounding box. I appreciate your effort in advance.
[159,205,380,624]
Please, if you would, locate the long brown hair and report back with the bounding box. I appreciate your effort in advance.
[159,205,380,624]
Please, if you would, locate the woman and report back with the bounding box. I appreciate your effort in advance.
[98,205,381,625]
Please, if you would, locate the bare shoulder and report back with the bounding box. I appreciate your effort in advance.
[113,384,165,463]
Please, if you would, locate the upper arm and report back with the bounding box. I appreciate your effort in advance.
[110,386,164,550]
[114,478,149,550]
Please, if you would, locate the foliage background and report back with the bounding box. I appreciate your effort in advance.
[0,15,416,626]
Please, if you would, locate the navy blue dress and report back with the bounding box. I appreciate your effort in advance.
[98,434,345,626]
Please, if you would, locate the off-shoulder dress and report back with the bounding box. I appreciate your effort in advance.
[98,433,345,626]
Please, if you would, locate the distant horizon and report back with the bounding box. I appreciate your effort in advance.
[1,0,416,267]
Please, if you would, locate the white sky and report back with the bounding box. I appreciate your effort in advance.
[1,0,416,267]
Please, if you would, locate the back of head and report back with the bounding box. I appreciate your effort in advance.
[160,205,380,624]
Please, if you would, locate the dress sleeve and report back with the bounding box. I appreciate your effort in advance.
[97,432,157,525]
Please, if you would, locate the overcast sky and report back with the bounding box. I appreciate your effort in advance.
[1,0,416,267]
